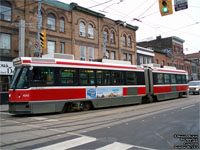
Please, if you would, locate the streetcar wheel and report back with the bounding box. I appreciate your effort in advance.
[61,103,73,113]
[82,102,91,111]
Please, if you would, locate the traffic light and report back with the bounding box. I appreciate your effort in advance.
[40,30,46,50]
[159,0,173,16]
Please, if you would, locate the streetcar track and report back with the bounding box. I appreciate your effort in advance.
[1,99,199,148]
[1,97,197,128]
[1,100,198,131]
[1,100,198,137]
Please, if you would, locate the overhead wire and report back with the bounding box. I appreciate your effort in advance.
[2,0,200,51]
[119,0,149,20]
[87,0,113,9]
[88,0,129,18]
[136,0,157,19]
[138,20,200,38]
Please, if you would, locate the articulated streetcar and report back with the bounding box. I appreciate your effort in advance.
[9,56,188,114]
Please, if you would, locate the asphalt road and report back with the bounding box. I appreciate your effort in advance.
[0,95,199,150]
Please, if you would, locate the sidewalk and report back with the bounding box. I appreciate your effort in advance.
[0,104,8,112]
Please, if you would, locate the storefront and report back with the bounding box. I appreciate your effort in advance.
[0,61,14,104]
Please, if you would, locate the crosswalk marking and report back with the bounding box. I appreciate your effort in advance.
[95,142,133,150]
[34,136,96,150]
[33,135,159,150]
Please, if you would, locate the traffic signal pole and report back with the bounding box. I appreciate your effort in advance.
[35,0,42,57]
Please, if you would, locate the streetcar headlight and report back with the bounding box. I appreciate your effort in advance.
[9,94,11,98]
[196,88,199,91]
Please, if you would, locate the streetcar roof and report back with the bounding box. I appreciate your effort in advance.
[151,66,188,74]
[143,64,187,74]
[13,57,144,71]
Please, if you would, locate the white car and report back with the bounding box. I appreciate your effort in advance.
[189,80,200,95]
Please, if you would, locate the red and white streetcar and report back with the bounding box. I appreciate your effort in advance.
[9,55,188,114]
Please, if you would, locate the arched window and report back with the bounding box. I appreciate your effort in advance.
[103,28,109,42]
[110,31,115,43]
[122,34,127,46]
[88,24,94,39]
[128,36,132,47]
[47,13,56,30]
[0,1,11,21]
[80,21,86,37]
[60,17,65,32]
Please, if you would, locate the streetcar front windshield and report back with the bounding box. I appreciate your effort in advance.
[10,67,30,89]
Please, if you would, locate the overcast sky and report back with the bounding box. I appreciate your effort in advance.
[59,0,200,54]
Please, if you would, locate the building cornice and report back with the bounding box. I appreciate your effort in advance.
[70,3,105,18]
[115,20,138,31]
[42,0,72,11]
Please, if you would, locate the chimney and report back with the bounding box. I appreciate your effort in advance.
[156,35,161,40]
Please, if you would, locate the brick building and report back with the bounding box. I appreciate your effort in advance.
[0,0,138,61]
[136,46,154,65]
[137,36,191,72]
[0,0,138,103]
[185,51,200,80]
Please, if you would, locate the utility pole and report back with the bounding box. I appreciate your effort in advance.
[12,20,35,57]
[19,20,25,57]
[35,0,42,57]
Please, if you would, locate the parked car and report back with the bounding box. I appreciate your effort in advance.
[189,80,200,95]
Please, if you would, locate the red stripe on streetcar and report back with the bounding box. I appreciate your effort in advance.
[154,86,172,94]
[176,85,188,91]
[154,69,186,74]
[138,87,146,95]
[56,61,139,70]
[23,60,31,63]
[123,88,127,96]
[9,88,86,102]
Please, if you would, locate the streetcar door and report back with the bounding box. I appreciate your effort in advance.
[144,68,153,101]
[144,68,150,95]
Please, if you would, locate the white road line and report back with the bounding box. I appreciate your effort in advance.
[31,117,47,120]
[46,119,58,122]
[181,105,195,110]
[131,144,159,150]
[95,142,133,150]
[34,136,96,150]
[26,124,41,128]
[48,129,65,133]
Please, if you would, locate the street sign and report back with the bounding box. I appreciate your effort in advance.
[174,0,188,11]
[35,41,39,48]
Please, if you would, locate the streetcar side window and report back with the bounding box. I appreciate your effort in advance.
[79,69,95,85]
[171,74,176,84]
[164,74,170,84]
[96,70,110,85]
[111,71,124,85]
[153,73,164,84]
[60,68,78,85]
[182,75,187,84]
[136,72,145,85]
[126,71,137,85]
[32,67,55,86]
[177,75,182,84]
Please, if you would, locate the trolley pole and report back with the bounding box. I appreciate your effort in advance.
[35,0,42,57]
